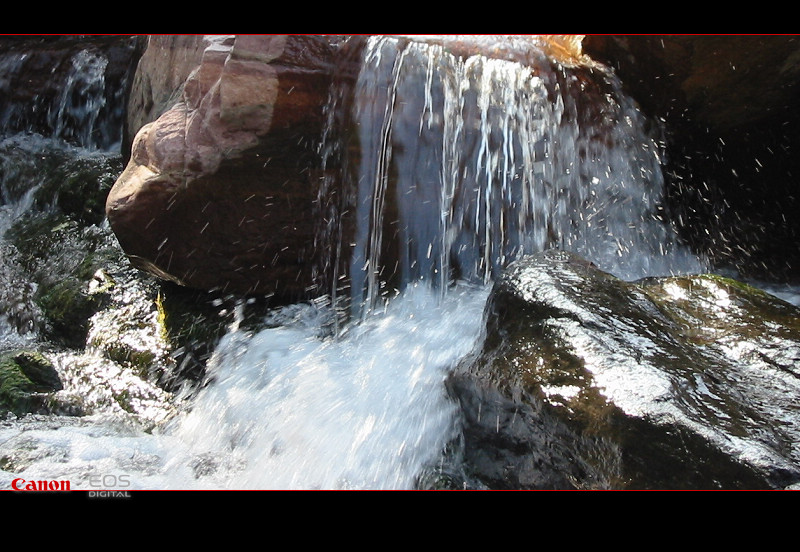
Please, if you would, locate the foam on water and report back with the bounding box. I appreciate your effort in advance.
[1,283,489,489]
[166,283,488,489]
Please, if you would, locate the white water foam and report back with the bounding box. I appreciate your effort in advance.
[165,283,488,489]
[1,284,488,490]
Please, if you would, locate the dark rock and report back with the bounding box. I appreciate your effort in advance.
[449,250,800,489]
[582,35,800,132]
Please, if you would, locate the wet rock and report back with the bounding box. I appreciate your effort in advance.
[449,250,800,489]
[0,350,62,416]
[105,35,599,300]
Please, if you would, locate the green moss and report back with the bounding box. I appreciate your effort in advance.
[35,278,104,347]
[0,351,61,416]
[1,144,125,348]
[102,341,157,376]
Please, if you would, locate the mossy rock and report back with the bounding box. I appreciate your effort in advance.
[34,278,106,347]
[6,212,121,347]
[0,350,62,416]
[1,142,125,347]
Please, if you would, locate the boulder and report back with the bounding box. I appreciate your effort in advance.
[106,35,347,300]
[105,35,592,300]
[107,35,800,299]
[448,250,800,489]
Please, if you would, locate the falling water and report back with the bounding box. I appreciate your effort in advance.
[1,36,712,490]
[0,40,126,151]
[328,36,706,317]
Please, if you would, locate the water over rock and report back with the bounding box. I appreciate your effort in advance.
[448,250,800,489]
[106,35,800,298]
[105,35,625,302]
[0,35,143,151]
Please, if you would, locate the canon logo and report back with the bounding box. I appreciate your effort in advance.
[11,478,71,491]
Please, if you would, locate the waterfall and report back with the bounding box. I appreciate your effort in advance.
[0,36,715,491]
[0,38,131,151]
[319,36,705,317]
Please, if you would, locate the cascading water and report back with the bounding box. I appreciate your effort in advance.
[1,36,714,490]
[0,37,131,151]
[158,36,707,488]
[319,37,705,319]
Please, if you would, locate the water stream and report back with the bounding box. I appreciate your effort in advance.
[0,36,792,490]
[331,37,706,318]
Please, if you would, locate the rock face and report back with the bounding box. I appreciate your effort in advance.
[448,250,800,489]
[106,35,347,299]
[105,35,600,300]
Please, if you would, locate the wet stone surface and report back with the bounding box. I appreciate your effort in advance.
[448,250,800,489]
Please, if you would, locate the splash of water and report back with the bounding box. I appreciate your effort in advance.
[162,283,488,489]
[319,36,706,316]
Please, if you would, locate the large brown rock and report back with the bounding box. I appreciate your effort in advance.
[106,35,346,299]
[107,35,800,299]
